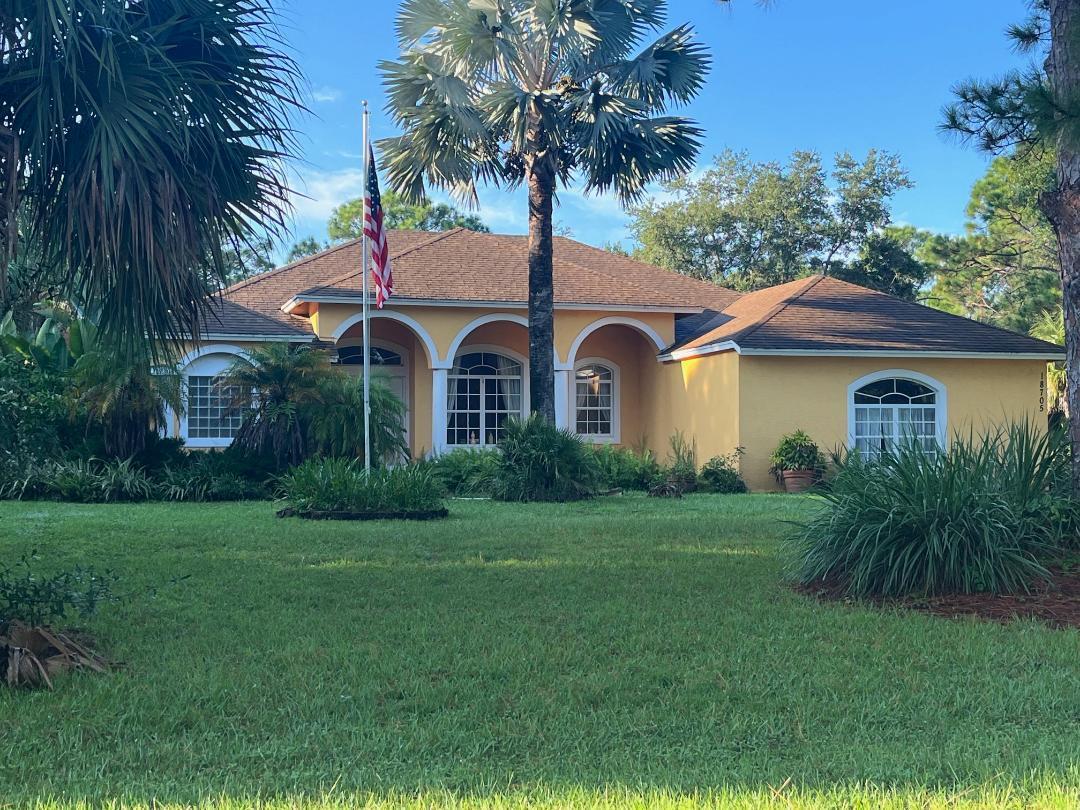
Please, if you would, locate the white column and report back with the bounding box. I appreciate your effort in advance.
[554,368,572,431]
[431,368,449,455]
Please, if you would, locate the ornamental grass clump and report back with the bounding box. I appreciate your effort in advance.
[789,422,1076,597]
[277,459,446,518]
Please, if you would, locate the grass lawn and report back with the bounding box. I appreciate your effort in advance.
[2,494,1079,808]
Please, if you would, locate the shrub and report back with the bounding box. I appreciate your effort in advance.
[666,431,699,493]
[278,459,446,515]
[0,355,71,466]
[770,430,825,480]
[95,458,155,502]
[491,414,601,502]
[1,552,119,628]
[699,449,748,494]
[788,422,1074,597]
[159,453,268,502]
[306,372,408,466]
[591,444,661,491]
[429,448,500,496]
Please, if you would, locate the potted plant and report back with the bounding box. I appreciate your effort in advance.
[770,430,824,493]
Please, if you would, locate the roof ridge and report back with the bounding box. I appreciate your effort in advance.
[816,276,1064,349]
[730,274,826,344]
[309,228,465,292]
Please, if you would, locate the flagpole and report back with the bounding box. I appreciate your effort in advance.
[361,101,372,473]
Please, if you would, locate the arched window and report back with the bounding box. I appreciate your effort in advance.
[179,349,249,447]
[575,360,618,442]
[335,345,403,366]
[447,350,524,446]
[851,374,944,459]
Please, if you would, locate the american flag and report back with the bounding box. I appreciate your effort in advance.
[364,143,394,308]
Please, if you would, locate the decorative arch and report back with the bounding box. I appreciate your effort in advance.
[331,310,439,368]
[443,313,546,368]
[563,316,667,369]
[846,369,948,456]
[177,343,251,370]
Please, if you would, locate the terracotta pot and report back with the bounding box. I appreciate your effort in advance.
[781,469,817,493]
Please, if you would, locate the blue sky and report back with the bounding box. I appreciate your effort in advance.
[279,0,1031,255]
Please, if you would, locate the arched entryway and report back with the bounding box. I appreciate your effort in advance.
[560,318,668,446]
[334,315,438,454]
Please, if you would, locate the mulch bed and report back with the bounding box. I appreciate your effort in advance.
[797,566,1080,629]
[276,507,449,521]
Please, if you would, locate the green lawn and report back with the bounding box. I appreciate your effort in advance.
[2,495,1078,809]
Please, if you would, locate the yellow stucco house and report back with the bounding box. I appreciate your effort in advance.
[172,228,1063,491]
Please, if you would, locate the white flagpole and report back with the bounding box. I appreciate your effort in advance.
[361,101,372,473]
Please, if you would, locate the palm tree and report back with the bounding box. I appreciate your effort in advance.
[1,0,302,352]
[221,344,330,469]
[70,347,184,459]
[380,1,709,421]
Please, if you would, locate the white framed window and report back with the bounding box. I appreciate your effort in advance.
[574,358,619,443]
[447,348,525,447]
[178,348,249,448]
[848,371,946,460]
[186,376,244,440]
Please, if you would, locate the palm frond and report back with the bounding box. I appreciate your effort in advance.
[3,0,304,356]
[607,24,711,109]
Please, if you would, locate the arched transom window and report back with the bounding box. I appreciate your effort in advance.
[852,376,943,459]
[447,351,524,446]
[335,345,404,366]
[575,361,617,441]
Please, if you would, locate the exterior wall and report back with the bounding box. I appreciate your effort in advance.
[735,355,1048,492]
[640,351,741,465]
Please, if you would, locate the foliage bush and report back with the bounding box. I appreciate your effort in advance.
[491,415,601,502]
[428,448,500,496]
[699,449,748,494]
[306,371,409,466]
[223,344,409,470]
[0,452,270,504]
[789,422,1075,597]
[278,459,446,515]
[0,552,119,628]
[159,453,268,502]
[0,355,72,467]
[590,444,661,491]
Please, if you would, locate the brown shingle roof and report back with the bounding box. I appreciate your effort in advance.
[197,296,311,339]
[669,275,1063,357]
[212,228,739,338]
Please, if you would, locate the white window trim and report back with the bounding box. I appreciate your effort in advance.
[446,344,529,449]
[178,345,251,448]
[846,369,948,455]
[572,357,620,444]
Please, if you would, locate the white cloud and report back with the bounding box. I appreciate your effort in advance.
[288,166,365,222]
[311,86,342,104]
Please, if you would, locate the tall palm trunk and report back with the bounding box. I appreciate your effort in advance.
[1042,0,1080,493]
[526,153,557,423]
